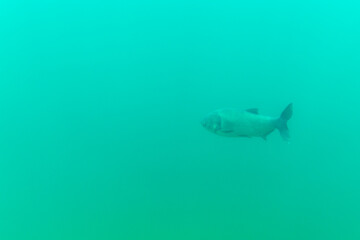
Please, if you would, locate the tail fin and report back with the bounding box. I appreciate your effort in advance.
[277,103,293,141]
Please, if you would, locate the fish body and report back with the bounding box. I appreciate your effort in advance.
[201,103,293,140]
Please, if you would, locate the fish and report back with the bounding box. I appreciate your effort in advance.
[201,103,293,141]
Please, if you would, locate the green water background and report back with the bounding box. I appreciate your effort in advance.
[1,0,360,239]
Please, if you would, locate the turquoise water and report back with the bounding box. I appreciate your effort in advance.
[1,1,360,239]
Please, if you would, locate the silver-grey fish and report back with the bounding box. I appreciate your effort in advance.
[201,103,293,141]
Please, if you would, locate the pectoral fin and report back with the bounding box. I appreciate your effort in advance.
[221,129,234,133]
[246,108,259,114]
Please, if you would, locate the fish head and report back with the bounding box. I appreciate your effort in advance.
[201,112,221,133]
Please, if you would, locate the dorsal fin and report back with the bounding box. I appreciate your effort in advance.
[246,108,259,114]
